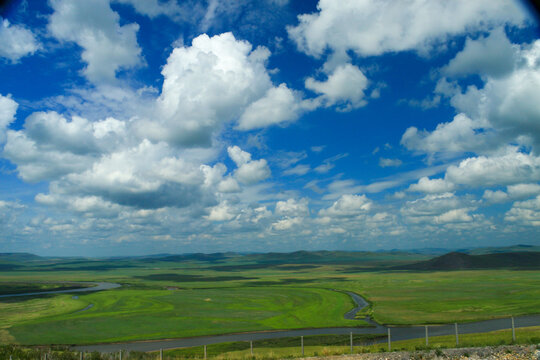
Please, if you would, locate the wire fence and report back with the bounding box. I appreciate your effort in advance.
[66,315,540,360]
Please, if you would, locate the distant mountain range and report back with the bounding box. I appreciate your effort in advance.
[395,251,540,270]
[1,245,540,269]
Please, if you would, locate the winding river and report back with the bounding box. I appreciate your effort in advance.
[71,291,540,353]
[0,282,121,298]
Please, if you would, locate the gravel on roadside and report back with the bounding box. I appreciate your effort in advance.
[300,344,540,360]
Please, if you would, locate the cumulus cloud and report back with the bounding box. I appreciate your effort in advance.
[434,208,473,224]
[275,198,309,217]
[0,94,17,142]
[288,0,528,58]
[237,83,305,130]
[272,216,302,231]
[147,32,276,147]
[305,64,368,111]
[443,28,516,78]
[3,111,127,182]
[482,189,509,204]
[408,177,455,194]
[483,183,540,204]
[319,194,371,218]
[63,140,213,209]
[48,0,142,84]
[505,195,540,226]
[401,192,476,224]
[401,113,492,157]
[205,201,237,221]
[227,146,271,185]
[404,40,540,157]
[0,19,40,62]
[445,148,540,188]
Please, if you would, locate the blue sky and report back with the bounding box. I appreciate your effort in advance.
[1,0,540,256]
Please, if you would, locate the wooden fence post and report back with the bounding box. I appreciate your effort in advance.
[250,341,253,356]
[512,317,516,342]
[387,328,391,351]
[204,345,207,359]
[455,323,459,346]
[350,332,353,354]
[425,325,429,346]
[301,336,304,356]
[160,348,163,360]
[119,350,122,360]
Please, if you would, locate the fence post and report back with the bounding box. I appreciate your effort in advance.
[301,336,304,356]
[387,328,391,351]
[160,348,163,360]
[425,325,429,346]
[119,350,122,360]
[80,352,83,360]
[204,345,207,359]
[251,340,253,356]
[455,323,459,346]
[512,316,516,342]
[350,332,353,354]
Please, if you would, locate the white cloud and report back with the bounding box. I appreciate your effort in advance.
[314,153,348,174]
[379,157,402,168]
[408,177,455,194]
[406,40,540,158]
[112,0,182,18]
[275,198,309,217]
[483,183,540,204]
[401,113,491,157]
[0,19,40,62]
[237,83,305,130]
[0,94,17,143]
[445,148,540,188]
[434,208,473,224]
[227,146,271,185]
[2,111,130,182]
[217,177,241,193]
[288,0,528,58]
[148,32,274,147]
[505,195,540,226]
[272,216,302,231]
[48,0,142,84]
[443,27,515,78]
[283,164,310,176]
[507,183,540,199]
[401,192,475,224]
[305,64,368,111]
[482,190,509,204]
[319,194,371,218]
[206,201,237,221]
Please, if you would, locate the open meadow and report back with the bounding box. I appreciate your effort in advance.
[0,249,539,346]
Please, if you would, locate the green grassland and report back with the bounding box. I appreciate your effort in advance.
[3,287,363,345]
[0,250,539,345]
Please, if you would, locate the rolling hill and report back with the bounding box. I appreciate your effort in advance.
[397,251,540,270]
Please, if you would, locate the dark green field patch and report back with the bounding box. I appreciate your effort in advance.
[136,273,257,282]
